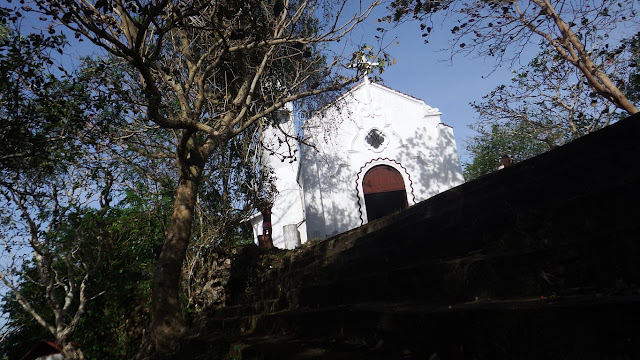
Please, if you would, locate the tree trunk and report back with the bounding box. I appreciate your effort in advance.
[532,0,639,115]
[150,155,203,356]
[61,341,85,360]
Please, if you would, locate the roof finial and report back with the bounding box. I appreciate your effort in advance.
[357,55,378,104]
[360,55,379,85]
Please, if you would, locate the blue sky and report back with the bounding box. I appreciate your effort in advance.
[9,0,527,166]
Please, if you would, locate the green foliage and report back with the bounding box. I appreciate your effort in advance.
[0,7,111,356]
[384,0,638,114]
[1,188,172,359]
[625,32,640,104]
[0,7,126,183]
[388,0,638,180]
[0,6,73,175]
[464,35,638,181]
[472,48,621,136]
[0,8,158,356]
[74,190,170,359]
[463,121,550,181]
[0,265,53,359]
[3,0,384,355]
[194,132,275,247]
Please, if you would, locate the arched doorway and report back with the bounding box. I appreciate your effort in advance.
[363,165,408,221]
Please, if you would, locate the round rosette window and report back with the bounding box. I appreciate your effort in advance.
[365,128,387,152]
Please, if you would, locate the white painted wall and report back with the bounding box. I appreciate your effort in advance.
[251,81,464,247]
[251,104,307,249]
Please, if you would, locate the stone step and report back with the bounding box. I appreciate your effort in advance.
[232,294,640,360]
[228,234,639,311]
[291,185,638,281]
[200,117,640,359]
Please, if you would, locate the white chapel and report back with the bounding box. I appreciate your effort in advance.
[249,79,464,249]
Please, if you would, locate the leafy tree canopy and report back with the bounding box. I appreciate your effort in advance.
[26,0,387,355]
[464,29,639,178]
[463,120,551,180]
[384,0,638,114]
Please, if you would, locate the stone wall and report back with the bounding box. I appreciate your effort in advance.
[190,114,640,359]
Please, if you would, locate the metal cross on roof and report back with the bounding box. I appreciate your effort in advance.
[348,55,379,80]
[359,55,379,75]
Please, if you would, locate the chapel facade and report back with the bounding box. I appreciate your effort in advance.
[249,80,464,249]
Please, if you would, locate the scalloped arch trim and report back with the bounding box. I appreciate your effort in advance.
[354,158,416,225]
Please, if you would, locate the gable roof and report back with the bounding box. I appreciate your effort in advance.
[304,79,436,126]
[333,80,428,106]
[367,82,429,105]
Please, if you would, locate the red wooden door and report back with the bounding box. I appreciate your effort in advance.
[363,165,408,221]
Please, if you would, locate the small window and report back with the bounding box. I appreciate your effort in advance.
[365,129,385,149]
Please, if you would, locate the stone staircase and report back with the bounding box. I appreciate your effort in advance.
[191,114,640,359]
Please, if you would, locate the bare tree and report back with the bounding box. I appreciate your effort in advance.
[34,0,385,354]
[471,47,623,145]
[0,165,114,359]
[387,0,639,114]
[0,9,128,356]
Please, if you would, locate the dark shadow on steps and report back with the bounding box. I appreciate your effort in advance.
[195,114,640,359]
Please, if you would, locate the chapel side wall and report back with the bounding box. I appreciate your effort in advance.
[437,123,464,191]
[250,214,263,246]
[325,102,364,235]
[299,148,328,241]
[395,118,464,203]
[269,161,305,249]
[316,162,363,237]
[300,95,364,239]
[256,104,307,249]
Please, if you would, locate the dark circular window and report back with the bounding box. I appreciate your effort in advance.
[365,129,385,149]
